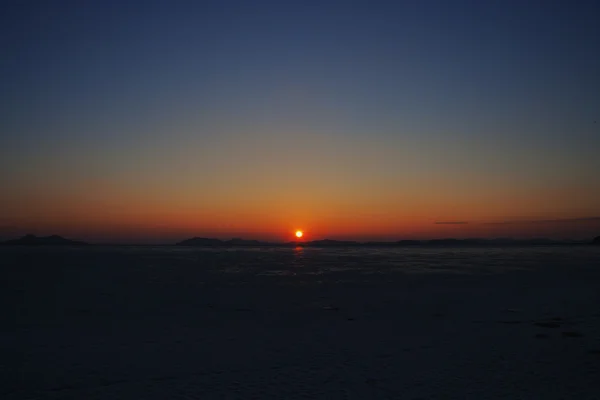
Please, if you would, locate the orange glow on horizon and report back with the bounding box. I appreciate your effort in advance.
[4,182,600,242]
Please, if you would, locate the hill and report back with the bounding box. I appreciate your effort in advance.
[2,234,88,246]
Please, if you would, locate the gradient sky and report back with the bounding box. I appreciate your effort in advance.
[1,0,600,243]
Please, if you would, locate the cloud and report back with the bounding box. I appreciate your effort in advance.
[434,221,469,225]
[483,217,600,225]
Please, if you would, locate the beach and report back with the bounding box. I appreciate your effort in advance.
[2,246,600,399]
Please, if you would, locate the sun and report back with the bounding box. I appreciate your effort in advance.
[295,230,303,238]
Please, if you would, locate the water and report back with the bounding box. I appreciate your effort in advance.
[2,245,600,399]
[2,245,599,286]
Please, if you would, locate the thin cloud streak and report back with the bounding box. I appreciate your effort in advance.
[482,217,600,225]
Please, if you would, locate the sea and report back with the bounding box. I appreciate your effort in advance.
[2,244,599,284]
[2,245,600,399]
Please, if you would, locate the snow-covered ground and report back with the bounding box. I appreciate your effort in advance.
[2,246,600,399]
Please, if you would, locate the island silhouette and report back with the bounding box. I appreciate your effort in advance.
[1,234,88,246]
[2,234,598,247]
[174,236,594,247]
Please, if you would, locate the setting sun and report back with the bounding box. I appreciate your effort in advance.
[295,230,303,238]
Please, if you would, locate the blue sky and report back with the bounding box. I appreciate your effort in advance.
[1,0,599,241]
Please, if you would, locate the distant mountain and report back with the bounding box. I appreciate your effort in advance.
[428,238,464,246]
[2,234,88,246]
[175,236,582,247]
[426,238,562,246]
[176,237,273,246]
[177,237,362,247]
[593,236,600,245]
[396,240,423,246]
[226,238,266,246]
[176,237,226,246]
[303,239,360,247]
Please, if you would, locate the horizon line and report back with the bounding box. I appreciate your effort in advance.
[3,234,598,246]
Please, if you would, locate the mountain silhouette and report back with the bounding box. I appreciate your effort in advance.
[303,239,361,247]
[226,238,265,246]
[395,240,422,246]
[2,234,88,246]
[1,235,594,247]
[176,237,226,246]
[175,237,584,247]
[177,237,286,246]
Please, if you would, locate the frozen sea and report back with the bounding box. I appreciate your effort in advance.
[2,245,600,399]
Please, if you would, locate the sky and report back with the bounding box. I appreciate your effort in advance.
[1,0,599,243]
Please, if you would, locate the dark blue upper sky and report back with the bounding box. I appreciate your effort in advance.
[1,0,599,241]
